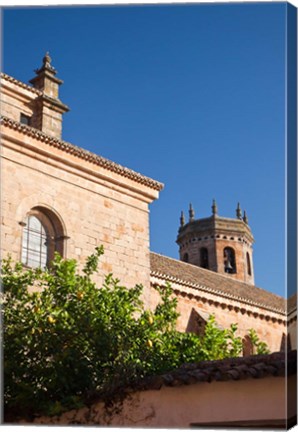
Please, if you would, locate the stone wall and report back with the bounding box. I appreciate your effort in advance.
[1,121,161,305]
[0,75,39,123]
[150,276,286,353]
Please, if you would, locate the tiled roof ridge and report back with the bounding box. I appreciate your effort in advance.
[1,115,164,192]
[150,252,285,314]
[1,72,42,95]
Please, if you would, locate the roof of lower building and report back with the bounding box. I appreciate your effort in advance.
[150,252,285,313]
[136,350,296,391]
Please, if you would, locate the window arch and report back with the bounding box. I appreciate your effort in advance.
[280,333,292,352]
[200,247,209,269]
[223,247,237,274]
[246,252,252,276]
[183,253,189,263]
[21,207,66,268]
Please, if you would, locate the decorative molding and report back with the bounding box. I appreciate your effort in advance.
[150,271,286,318]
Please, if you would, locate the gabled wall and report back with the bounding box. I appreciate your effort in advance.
[1,113,162,304]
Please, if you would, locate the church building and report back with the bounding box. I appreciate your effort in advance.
[1,55,295,354]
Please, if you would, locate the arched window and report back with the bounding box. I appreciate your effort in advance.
[281,333,292,352]
[246,252,252,276]
[242,335,254,357]
[280,333,286,352]
[183,253,189,263]
[200,247,209,269]
[21,207,65,268]
[223,247,237,274]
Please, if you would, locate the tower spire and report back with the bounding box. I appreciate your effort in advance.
[30,52,60,93]
[189,203,195,222]
[236,202,242,219]
[212,199,218,216]
[180,211,185,227]
[243,210,248,224]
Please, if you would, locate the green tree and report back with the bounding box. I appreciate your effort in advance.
[1,247,269,419]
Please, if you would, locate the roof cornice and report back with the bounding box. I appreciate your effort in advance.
[151,270,285,316]
[1,72,42,95]
[1,115,164,192]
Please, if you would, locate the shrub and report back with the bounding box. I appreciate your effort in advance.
[1,247,269,418]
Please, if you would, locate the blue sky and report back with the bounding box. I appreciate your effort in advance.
[2,3,288,297]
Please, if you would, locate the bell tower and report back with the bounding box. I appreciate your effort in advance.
[176,201,255,285]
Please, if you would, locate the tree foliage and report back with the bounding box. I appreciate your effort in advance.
[1,247,269,418]
[248,328,270,355]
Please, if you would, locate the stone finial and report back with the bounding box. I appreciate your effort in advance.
[236,202,242,219]
[189,203,195,222]
[180,211,185,227]
[43,52,52,65]
[29,54,69,139]
[212,199,218,216]
[34,52,57,75]
[243,210,248,224]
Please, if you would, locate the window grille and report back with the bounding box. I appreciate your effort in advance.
[21,207,66,269]
[21,215,48,268]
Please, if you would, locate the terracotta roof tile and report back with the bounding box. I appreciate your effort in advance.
[150,252,285,313]
[1,116,164,192]
[136,351,296,390]
[1,72,42,95]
